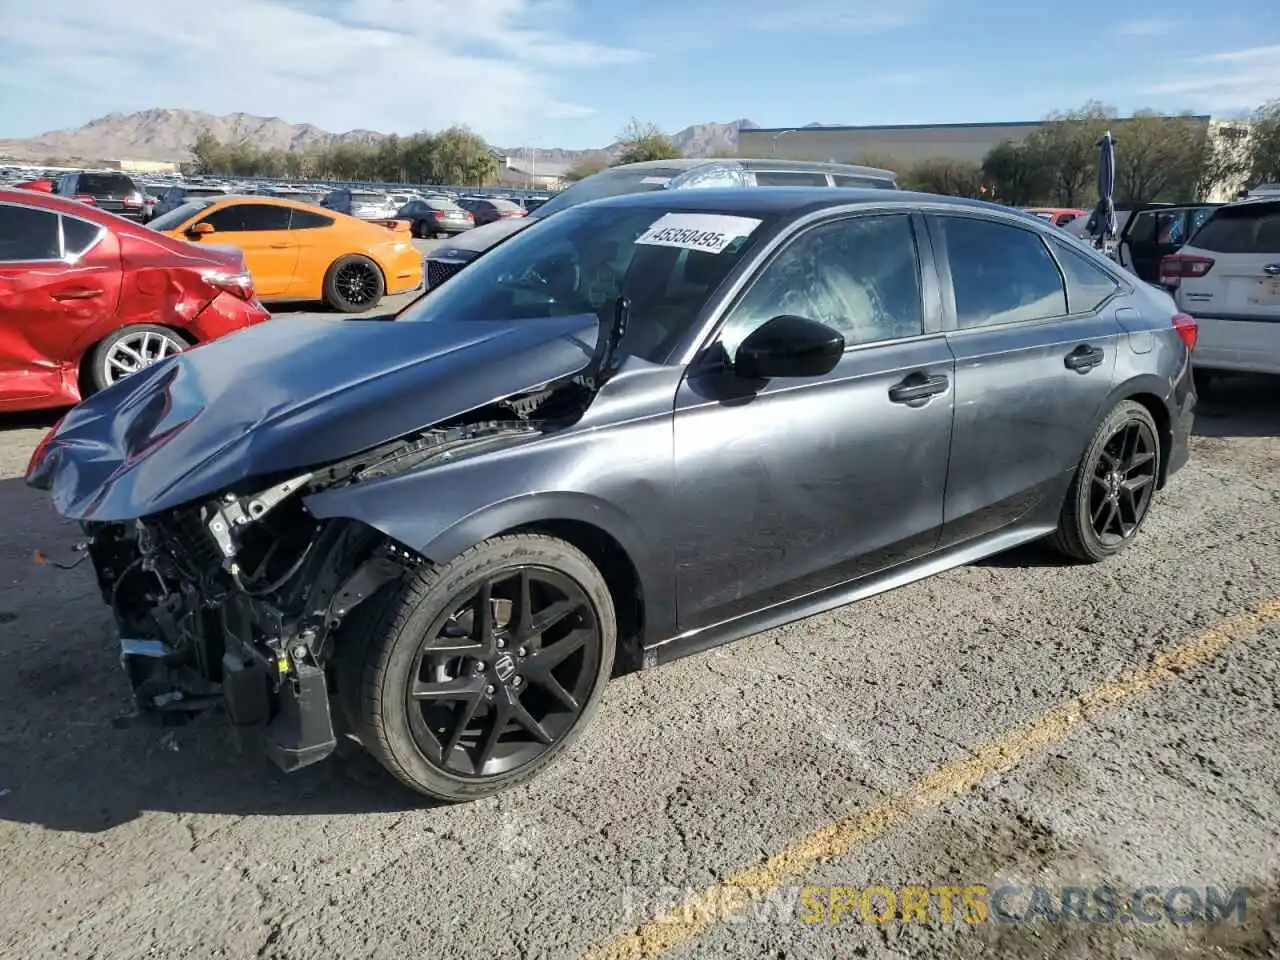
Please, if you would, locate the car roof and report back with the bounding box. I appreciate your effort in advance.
[605,156,896,179]
[196,193,329,210]
[571,185,1003,217]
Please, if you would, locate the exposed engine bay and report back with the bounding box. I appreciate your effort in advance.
[83,375,596,771]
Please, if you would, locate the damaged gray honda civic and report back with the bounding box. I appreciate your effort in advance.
[27,188,1197,801]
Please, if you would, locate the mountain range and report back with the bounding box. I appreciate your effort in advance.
[0,109,764,170]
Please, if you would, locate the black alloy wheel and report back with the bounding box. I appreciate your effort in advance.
[408,566,600,777]
[337,534,616,801]
[1051,400,1162,562]
[324,254,385,312]
[1088,419,1158,546]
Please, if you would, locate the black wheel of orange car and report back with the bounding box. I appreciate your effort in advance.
[324,254,385,313]
[337,534,616,801]
[87,323,187,393]
[1050,400,1161,563]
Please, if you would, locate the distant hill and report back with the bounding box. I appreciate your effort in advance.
[0,109,761,168]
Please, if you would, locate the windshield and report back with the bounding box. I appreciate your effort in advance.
[148,199,215,230]
[399,202,777,363]
[531,165,692,219]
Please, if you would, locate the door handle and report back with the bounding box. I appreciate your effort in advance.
[51,288,103,301]
[1064,344,1105,372]
[888,372,949,404]
[269,242,292,249]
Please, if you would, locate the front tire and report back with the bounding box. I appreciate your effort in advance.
[1050,400,1161,563]
[337,534,616,802]
[323,254,385,313]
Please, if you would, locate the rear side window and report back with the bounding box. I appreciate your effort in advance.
[289,209,334,229]
[61,215,104,258]
[0,204,60,260]
[832,174,895,189]
[1189,202,1280,254]
[938,216,1068,328]
[1049,238,1121,314]
[1126,210,1157,245]
[201,203,291,232]
[754,170,829,186]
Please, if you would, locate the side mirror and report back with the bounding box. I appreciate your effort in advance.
[187,222,215,237]
[733,315,845,379]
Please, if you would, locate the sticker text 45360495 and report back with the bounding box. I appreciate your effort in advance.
[634,213,762,255]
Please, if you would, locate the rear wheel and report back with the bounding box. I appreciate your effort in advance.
[336,534,616,801]
[1050,400,1161,563]
[324,254,385,312]
[87,323,186,393]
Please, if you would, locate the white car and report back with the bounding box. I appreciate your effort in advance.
[1159,196,1280,379]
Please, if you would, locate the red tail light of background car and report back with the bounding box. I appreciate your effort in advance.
[1159,254,1214,288]
[1172,313,1199,352]
[201,269,257,301]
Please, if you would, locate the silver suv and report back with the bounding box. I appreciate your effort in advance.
[423,157,899,289]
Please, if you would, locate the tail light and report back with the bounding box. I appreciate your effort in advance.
[72,193,96,205]
[1172,312,1198,352]
[122,191,143,208]
[432,210,447,218]
[202,269,256,301]
[1159,254,1214,288]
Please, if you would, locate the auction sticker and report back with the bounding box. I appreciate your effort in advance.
[635,213,762,254]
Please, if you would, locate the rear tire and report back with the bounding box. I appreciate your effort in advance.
[87,323,186,393]
[335,533,616,802]
[323,254,385,313]
[1050,400,1161,563]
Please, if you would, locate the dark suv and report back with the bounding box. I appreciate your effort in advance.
[53,171,147,221]
[423,157,899,289]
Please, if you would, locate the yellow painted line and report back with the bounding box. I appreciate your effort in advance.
[585,598,1280,960]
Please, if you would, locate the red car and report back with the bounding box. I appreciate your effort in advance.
[0,188,271,413]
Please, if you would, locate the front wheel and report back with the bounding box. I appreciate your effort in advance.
[336,534,617,802]
[1050,400,1161,563]
[324,254,385,313]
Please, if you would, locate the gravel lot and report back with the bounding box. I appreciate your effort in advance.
[1,308,1277,956]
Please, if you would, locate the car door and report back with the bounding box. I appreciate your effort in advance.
[672,211,955,632]
[283,207,337,297]
[0,203,120,409]
[192,202,298,297]
[927,212,1124,548]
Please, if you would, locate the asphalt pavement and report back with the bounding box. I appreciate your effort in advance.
[0,338,1277,956]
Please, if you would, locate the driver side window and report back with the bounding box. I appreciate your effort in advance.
[718,214,924,357]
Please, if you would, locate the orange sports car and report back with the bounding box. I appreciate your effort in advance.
[149,194,423,312]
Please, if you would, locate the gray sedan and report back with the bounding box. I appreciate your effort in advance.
[27,187,1197,802]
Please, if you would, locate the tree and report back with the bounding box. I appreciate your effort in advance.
[1023,102,1115,206]
[1112,111,1214,203]
[1244,99,1280,186]
[613,119,681,165]
[189,130,227,175]
[981,140,1048,206]
[564,152,609,181]
[904,158,983,198]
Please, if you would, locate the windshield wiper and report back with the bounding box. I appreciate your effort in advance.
[586,295,630,389]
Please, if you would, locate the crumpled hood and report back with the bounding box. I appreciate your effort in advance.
[27,313,600,521]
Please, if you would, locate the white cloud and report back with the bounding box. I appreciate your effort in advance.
[1114,19,1175,37]
[1138,44,1280,113]
[747,0,927,33]
[0,0,647,144]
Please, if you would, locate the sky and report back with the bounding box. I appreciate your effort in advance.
[0,0,1276,149]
